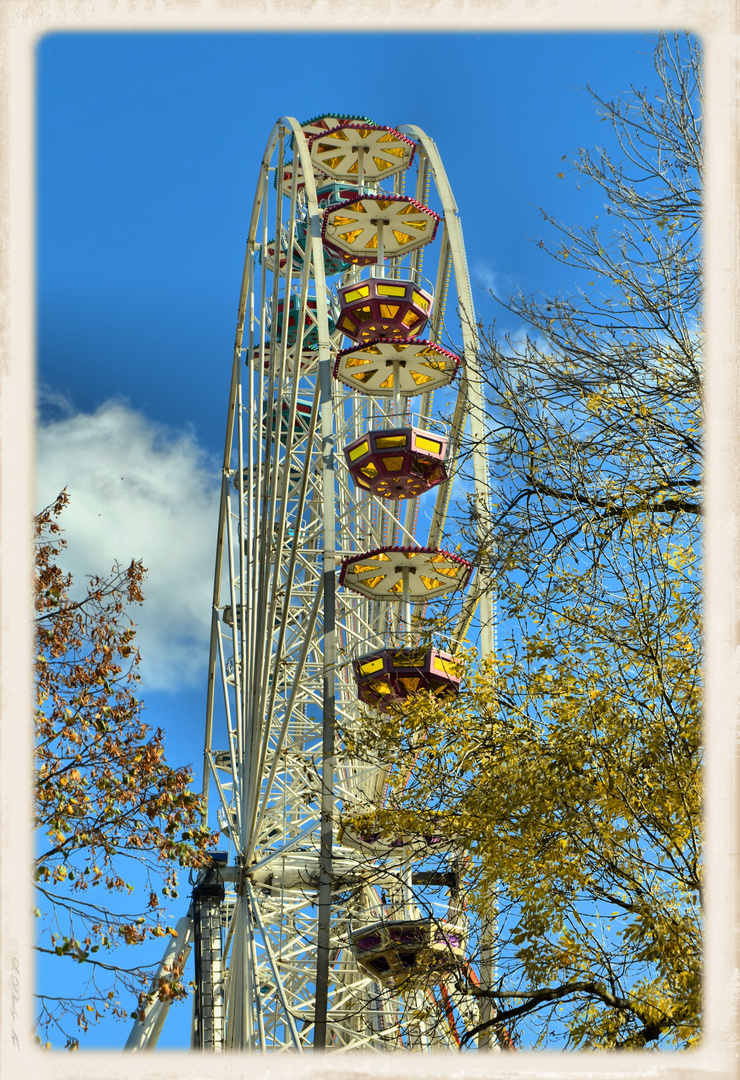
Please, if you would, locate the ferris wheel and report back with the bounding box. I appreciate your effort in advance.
[126,114,497,1053]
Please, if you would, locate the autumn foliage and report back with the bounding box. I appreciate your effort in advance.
[345,34,702,1050]
[34,490,215,1048]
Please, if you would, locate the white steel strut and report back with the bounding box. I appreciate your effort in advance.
[127,115,497,1053]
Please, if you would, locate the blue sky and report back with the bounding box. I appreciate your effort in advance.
[35,29,675,1050]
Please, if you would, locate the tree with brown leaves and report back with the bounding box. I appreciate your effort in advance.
[34,490,215,1049]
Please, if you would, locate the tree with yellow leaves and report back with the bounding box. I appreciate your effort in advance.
[349,33,702,1049]
[34,491,216,1049]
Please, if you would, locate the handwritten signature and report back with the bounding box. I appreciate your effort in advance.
[10,956,20,1050]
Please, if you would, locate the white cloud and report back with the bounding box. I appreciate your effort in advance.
[470,259,502,296]
[36,399,220,691]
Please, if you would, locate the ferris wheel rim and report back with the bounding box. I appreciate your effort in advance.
[193,117,498,1054]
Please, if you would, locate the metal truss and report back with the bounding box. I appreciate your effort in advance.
[127,116,497,1053]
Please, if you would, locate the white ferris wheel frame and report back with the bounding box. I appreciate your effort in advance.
[126,116,497,1054]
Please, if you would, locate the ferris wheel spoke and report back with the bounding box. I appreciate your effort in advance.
[214,625,241,770]
[247,585,325,860]
[251,398,321,743]
[246,881,305,1050]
